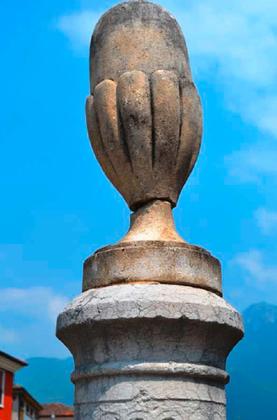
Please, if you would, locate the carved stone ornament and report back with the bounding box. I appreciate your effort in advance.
[86,1,202,211]
[56,3,244,419]
[84,0,221,295]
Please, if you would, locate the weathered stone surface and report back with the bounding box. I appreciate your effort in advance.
[83,200,222,294]
[56,2,244,419]
[120,200,184,243]
[57,284,243,419]
[86,0,202,210]
[74,380,226,419]
[83,239,222,294]
[84,0,205,291]
[90,1,191,91]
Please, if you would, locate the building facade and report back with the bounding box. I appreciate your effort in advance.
[0,350,73,420]
[12,385,42,420]
[0,351,26,420]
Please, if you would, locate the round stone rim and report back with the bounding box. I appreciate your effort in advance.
[57,284,243,333]
[83,241,222,295]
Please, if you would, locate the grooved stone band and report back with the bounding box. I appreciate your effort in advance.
[72,362,229,384]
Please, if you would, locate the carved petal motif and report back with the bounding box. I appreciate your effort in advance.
[86,70,202,210]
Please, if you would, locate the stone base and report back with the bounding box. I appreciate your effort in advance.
[57,284,243,420]
[83,242,222,295]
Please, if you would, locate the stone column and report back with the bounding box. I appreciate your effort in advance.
[56,1,243,419]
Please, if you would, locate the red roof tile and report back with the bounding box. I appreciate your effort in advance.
[39,403,74,417]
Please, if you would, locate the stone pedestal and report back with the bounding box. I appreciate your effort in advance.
[56,1,244,418]
[57,284,243,419]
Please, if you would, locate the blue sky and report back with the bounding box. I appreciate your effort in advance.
[1,0,277,358]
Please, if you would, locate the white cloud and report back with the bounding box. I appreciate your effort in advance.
[56,0,277,130]
[0,287,69,322]
[233,250,277,284]
[56,0,277,181]
[172,0,277,182]
[0,326,18,345]
[255,208,277,235]
[0,287,70,357]
[245,96,277,137]
[225,145,277,183]
[177,1,277,88]
[0,243,78,356]
[56,10,100,51]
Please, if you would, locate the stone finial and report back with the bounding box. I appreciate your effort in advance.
[83,1,221,295]
[57,3,244,419]
[86,0,202,211]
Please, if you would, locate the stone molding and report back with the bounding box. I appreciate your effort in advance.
[57,284,243,419]
[58,284,241,329]
[72,361,229,384]
[83,241,222,294]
